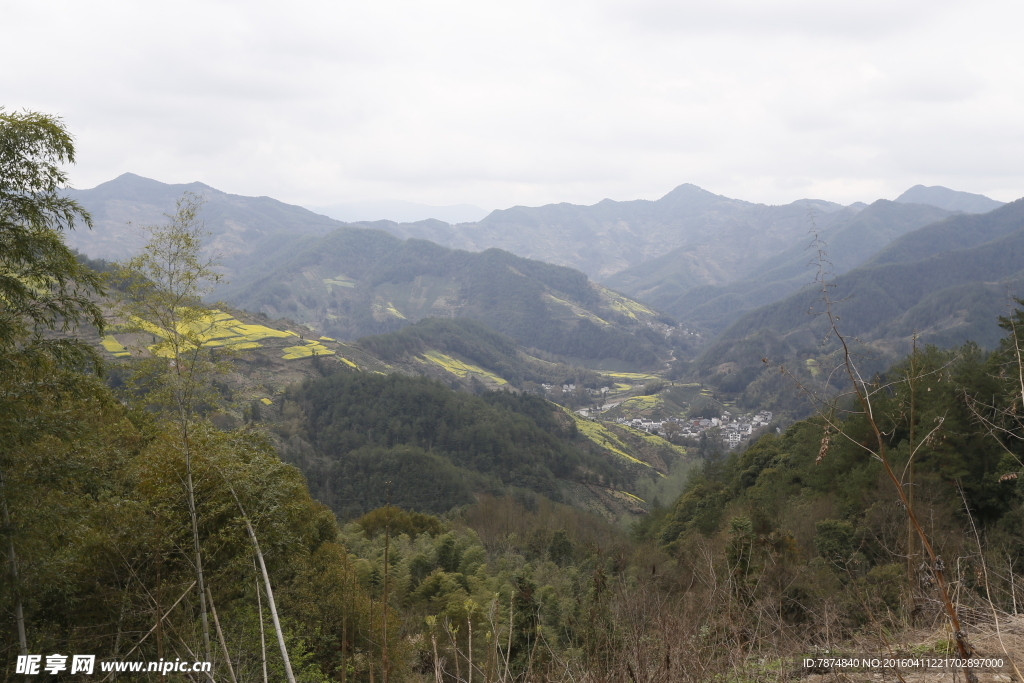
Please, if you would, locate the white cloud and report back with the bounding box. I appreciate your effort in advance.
[3,0,1022,210]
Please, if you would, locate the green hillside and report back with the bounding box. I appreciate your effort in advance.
[692,201,1024,402]
[619,320,1024,671]
[64,173,341,272]
[216,228,673,367]
[356,317,611,390]
[89,292,686,521]
[273,370,681,520]
[864,196,1024,267]
[607,200,955,333]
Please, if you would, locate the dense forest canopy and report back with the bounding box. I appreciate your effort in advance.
[353,317,610,390]
[277,371,632,517]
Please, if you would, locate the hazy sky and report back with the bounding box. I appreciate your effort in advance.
[5,0,1022,211]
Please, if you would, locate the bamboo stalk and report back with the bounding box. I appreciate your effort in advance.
[383,486,391,683]
[98,581,199,683]
[206,587,238,683]
[432,629,443,683]
[180,388,211,664]
[222,481,297,683]
[255,559,268,683]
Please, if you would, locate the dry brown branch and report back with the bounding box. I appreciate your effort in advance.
[794,225,982,683]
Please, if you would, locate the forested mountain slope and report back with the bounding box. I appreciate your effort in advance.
[611,200,954,331]
[67,174,1005,360]
[354,317,611,390]
[216,227,674,367]
[633,320,1024,668]
[371,184,1000,322]
[275,371,669,518]
[85,287,684,522]
[64,173,342,271]
[865,196,1024,267]
[381,184,850,281]
[695,197,1024,384]
[67,173,1015,382]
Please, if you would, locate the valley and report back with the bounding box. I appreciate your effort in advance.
[8,0,1024,673]
[50,164,1024,682]
[71,174,1023,432]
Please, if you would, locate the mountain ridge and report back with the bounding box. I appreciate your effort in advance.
[615,199,957,335]
[65,173,345,286]
[66,173,1014,377]
[378,184,852,281]
[214,226,675,368]
[67,174,1003,294]
[694,197,1024,394]
[309,199,488,224]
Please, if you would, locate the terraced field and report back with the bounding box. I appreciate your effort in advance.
[605,371,661,383]
[567,410,653,469]
[100,335,131,357]
[322,274,356,291]
[619,394,663,411]
[599,287,658,320]
[371,299,406,321]
[420,350,507,385]
[543,293,609,325]
[281,339,336,360]
[101,310,354,363]
[618,424,687,458]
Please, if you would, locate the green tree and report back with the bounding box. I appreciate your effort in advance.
[115,192,224,663]
[813,519,856,571]
[0,109,104,357]
[0,109,105,656]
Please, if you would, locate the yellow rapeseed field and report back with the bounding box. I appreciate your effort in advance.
[102,310,302,359]
[421,350,507,385]
[282,339,336,360]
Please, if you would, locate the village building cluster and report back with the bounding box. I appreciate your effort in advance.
[610,410,774,449]
[541,383,608,395]
[550,378,776,451]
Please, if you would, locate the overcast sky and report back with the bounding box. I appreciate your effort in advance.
[4,0,1022,211]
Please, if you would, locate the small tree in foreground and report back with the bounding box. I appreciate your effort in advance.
[116,192,224,663]
[796,228,993,683]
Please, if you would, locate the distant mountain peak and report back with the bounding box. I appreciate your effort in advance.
[666,182,709,192]
[63,175,342,262]
[895,185,1003,214]
[655,183,736,210]
[81,173,220,203]
[94,172,214,191]
[659,183,720,200]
